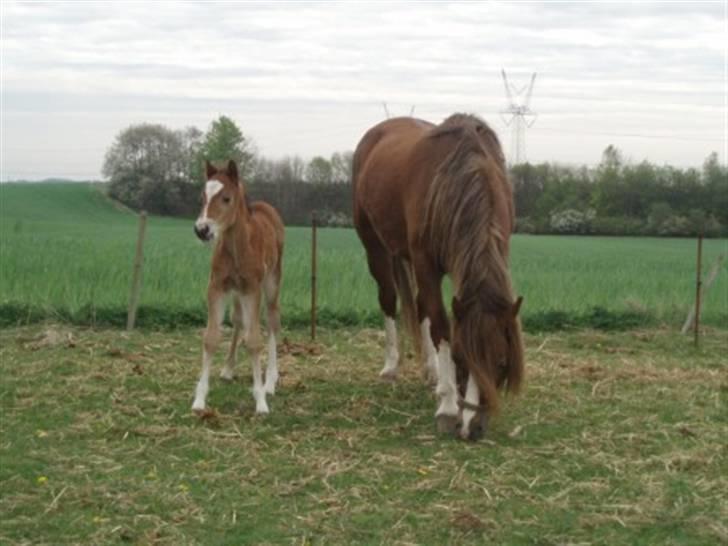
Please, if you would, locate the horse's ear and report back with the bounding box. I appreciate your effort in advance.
[205,160,217,179]
[452,297,465,321]
[512,296,524,317]
[226,160,238,180]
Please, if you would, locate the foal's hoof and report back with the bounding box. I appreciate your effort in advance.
[379,368,398,382]
[219,369,235,381]
[436,414,460,436]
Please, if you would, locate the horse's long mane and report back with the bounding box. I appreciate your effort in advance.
[424,113,523,411]
[424,114,510,300]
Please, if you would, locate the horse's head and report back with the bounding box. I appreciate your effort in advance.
[451,294,524,440]
[194,160,244,242]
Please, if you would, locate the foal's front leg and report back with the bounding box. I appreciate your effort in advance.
[192,287,225,412]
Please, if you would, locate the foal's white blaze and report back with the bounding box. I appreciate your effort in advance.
[420,318,438,382]
[435,340,459,417]
[460,374,480,438]
[195,180,224,237]
[379,316,399,378]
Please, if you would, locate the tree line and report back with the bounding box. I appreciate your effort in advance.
[103,117,727,236]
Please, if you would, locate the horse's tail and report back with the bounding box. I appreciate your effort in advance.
[392,257,422,363]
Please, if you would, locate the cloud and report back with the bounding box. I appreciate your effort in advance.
[1,1,724,179]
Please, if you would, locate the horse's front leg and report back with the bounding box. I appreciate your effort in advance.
[413,257,458,435]
[193,286,225,412]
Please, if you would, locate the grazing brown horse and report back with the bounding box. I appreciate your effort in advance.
[353,114,524,440]
[192,159,284,414]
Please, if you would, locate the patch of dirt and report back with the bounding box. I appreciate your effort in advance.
[22,328,76,350]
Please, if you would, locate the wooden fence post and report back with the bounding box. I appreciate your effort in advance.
[127,211,147,330]
[311,213,318,341]
[693,233,703,347]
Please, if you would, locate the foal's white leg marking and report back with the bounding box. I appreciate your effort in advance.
[264,332,278,395]
[240,293,268,414]
[460,374,480,439]
[251,350,269,414]
[379,317,400,379]
[192,349,213,411]
[435,341,459,417]
[420,318,438,383]
[192,296,225,411]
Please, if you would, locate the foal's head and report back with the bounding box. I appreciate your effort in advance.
[194,160,245,242]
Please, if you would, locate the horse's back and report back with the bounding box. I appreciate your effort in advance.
[353,117,435,255]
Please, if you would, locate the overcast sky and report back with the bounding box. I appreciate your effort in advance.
[1,1,725,180]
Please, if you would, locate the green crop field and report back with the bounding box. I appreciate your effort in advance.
[0,182,726,330]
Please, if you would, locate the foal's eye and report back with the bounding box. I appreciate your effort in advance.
[222,196,231,204]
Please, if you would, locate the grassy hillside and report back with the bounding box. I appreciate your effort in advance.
[0,182,726,330]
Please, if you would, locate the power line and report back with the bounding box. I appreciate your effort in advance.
[532,126,723,143]
[500,69,537,164]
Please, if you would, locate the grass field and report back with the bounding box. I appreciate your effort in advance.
[0,182,727,330]
[1,323,726,544]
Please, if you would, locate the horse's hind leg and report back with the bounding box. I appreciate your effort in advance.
[263,267,282,395]
[358,226,400,380]
[220,297,243,381]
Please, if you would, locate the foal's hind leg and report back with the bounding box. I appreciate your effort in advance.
[220,297,243,381]
[240,291,268,414]
[263,270,282,395]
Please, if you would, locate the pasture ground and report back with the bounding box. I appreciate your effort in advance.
[1,323,726,545]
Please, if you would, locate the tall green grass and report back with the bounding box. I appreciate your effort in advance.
[1,182,726,330]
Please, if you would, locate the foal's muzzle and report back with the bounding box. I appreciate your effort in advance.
[194,224,212,242]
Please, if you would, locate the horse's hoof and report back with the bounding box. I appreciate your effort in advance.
[220,370,235,381]
[463,413,488,442]
[436,414,460,436]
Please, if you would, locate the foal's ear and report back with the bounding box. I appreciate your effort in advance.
[205,160,217,179]
[226,160,238,180]
[511,296,524,317]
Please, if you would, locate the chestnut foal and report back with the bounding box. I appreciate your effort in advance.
[192,160,284,414]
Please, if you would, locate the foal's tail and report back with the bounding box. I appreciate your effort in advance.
[392,257,422,363]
